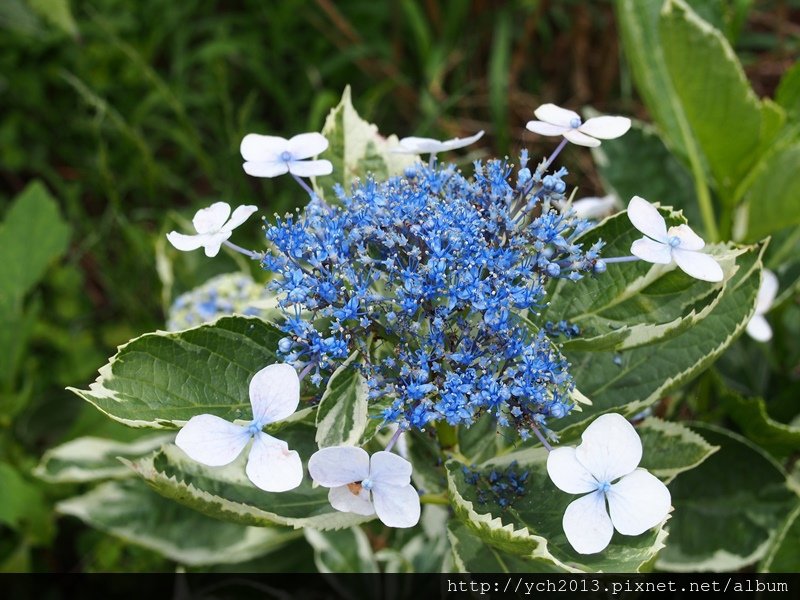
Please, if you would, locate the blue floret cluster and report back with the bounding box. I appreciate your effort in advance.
[263,152,604,440]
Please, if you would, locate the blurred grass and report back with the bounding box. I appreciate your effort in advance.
[0,0,796,572]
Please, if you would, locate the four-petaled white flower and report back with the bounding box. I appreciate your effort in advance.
[175,363,303,492]
[392,130,484,156]
[241,132,333,178]
[547,413,671,555]
[526,104,631,147]
[308,446,421,528]
[167,202,257,258]
[746,269,778,342]
[628,196,724,283]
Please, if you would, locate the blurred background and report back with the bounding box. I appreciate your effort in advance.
[0,0,797,571]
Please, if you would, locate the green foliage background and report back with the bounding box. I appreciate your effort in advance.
[0,0,798,573]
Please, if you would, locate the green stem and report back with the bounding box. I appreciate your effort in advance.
[436,421,458,449]
[419,493,450,506]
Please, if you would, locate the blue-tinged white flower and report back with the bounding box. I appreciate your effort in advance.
[308,446,421,528]
[175,363,303,492]
[547,413,671,555]
[526,104,631,147]
[746,269,778,342]
[392,130,484,156]
[569,195,618,220]
[167,202,257,257]
[627,196,723,283]
[241,132,333,178]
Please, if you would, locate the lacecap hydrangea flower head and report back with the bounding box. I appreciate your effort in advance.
[264,150,606,441]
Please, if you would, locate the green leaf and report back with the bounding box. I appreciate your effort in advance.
[552,231,763,435]
[35,434,174,483]
[719,392,800,457]
[657,423,799,572]
[776,60,800,118]
[315,352,370,448]
[57,479,298,566]
[130,422,369,530]
[660,0,763,192]
[546,207,745,353]
[0,463,53,544]
[446,448,668,573]
[743,143,800,241]
[590,118,698,226]
[26,0,78,37]
[638,418,719,483]
[615,0,691,160]
[304,527,379,573]
[448,522,565,573]
[314,86,417,203]
[0,180,70,304]
[458,412,501,465]
[761,501,800,572]
[68,316,285,428]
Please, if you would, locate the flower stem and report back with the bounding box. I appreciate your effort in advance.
[531,423,553,452]
[292,173,331,211]
[385,426,404,452]
[297,362,314,382]
[602,255,641,264]
[436,421,459,450]
[543,138,569,171]
[419,493,450,506]
[222,240,261,260]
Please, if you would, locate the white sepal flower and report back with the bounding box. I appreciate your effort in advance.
[392,130,484,156]
[175,363,303,492]
[746,269,778,342]
[526,104,631,147]
[167,202,257,258]
[570,195,618,220]
[627,196,723,282]
[547,413,671,555]
[241,132,333,178]
[308,446,421,528]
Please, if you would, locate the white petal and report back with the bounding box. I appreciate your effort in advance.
[534,103,580,128]
[288,159,334,177]
[627,196,667,242]
[575,413,642,483]
[578,116,631,140]
[372,483,421,528]
[525,121,569,136]
[240,134,286,162]
[249,363,299,425]
[672,249,724,282]
[547,447,598,494]
[287,132,329,160]
[607,469,671,536]
[756,269,779,314]
[563,129,601,147]
[175,414,250,467]
[370,451,412,487]
[631,237,672,264]
[439,130,484,151]
[669,224,705,251]
[395,136,443,154]
[562,491,614,555]
[571,195,617,220]
[308,446,370,487]
[201,231,232,257]
[746,315,773,342]
[243,160,290,178]
[223,205,258,232]
[166,231,205,252]
[328,485,375,516]
[245,432,303,492]
[193,202,231,234]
